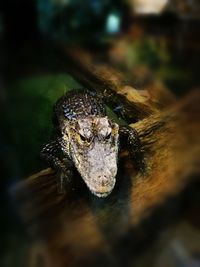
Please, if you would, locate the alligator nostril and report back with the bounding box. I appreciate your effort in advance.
[101,180,106,187]
[99,176,109,187]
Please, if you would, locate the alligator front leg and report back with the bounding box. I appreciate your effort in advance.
[40,139,73,193]
[119,126,146,173]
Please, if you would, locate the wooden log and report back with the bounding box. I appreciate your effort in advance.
[13,88,200,267]
[56,46,176,122]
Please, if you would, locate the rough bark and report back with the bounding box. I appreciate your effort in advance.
[13,81,200,267]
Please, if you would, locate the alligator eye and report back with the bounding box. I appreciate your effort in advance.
[79,133,93,143]
[80,134,87,142]
[105,132,111,140]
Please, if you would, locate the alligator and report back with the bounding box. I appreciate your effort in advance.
[41,89,145,197]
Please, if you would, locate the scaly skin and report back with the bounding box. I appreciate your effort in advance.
[41,90,145,197]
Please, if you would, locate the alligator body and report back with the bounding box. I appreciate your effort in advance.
[41,90,145,197]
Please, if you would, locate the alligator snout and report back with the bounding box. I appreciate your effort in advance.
[98,175,110,187]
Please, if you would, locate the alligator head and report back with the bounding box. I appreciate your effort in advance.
[63,116,119,197]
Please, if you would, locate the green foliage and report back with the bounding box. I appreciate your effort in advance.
[7,74,80,176]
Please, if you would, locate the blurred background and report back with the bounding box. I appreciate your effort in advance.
[0,0,200,266]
